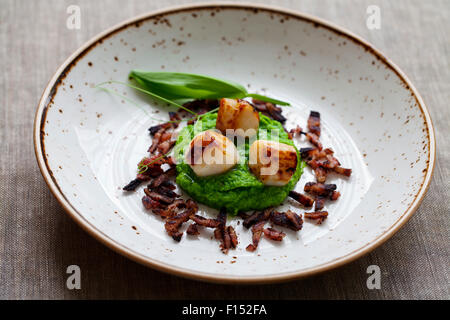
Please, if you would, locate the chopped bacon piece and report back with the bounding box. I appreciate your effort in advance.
[300,148,333,161]
[159,131,172,143]
[148,174,169,189]
[252,99,286,123]
[210,208,238,254]
[270,210,303,231]
[214,228,222,241]
[266,103,286,123]
[221,228,232,253]
[164,206,197,241]
[307,111,321,137]
[168,111,181,128]
[314,196,326,211]
[242,208,272,229]
[330,191,341,201]
[123,178,143,191]
[144,189,174,204]
[316,155,340,170]
[157,140,176,154]
[288,191,314,207]
[304,182,337,197]
[142,195,164,211]
[305,132,323,150]
[148,127,165,154]
[314,166,328,183]
[182,99,219,113]
[263,228,286,241]
[186,199,199,213]
[136,155,167,180]
[289,125,303,138]
[186,223,200,236]
[284,210,304,231]
[227,226,238,248]
[334,166,352,177]
[304,211,328,224]
[160,180,176,189]
[154,185,179,199]
[148,122,171,136]
[216,207,227,226]
[159,199,186,218]
[246,220,266,252]
[190,215,221,228]
[137,167,164,180]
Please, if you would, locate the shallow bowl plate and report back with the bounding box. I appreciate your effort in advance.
[34,3,435,283]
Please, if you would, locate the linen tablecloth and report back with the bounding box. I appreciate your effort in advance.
[0,0,449,299]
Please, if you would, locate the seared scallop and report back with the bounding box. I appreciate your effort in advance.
[248,140,297,186]
[185,130,239,177]
[216,98,259,137]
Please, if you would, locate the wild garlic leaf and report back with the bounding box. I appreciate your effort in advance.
[128,71,290,106]
[129,71,247,100]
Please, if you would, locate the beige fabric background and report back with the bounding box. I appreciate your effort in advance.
[0,0,449,299]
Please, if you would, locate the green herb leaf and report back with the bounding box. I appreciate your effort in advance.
[246,93,290,106]
[128,71,290,106]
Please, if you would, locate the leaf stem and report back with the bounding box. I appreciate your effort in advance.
[246,93,290,106]
[96,80,198,115]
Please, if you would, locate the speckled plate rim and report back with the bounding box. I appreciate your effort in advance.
[34,2,436,284]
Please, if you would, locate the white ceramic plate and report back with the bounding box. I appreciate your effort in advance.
[34,3,435,283]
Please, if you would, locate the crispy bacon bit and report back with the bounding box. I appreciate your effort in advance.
[304,211,328,224]
[334,166,352,177]
[270,210,303,231]
[157,139,176,154]
[154,185,179,199]
[148,114,179,155]
[252,99,286,123]
[306,132,323,150]
[246,220,266,252]
[314,196,326,211]
[168,111,181,128]
[148,174,168,189]
[136,155,168,180]
[266,103,286,123]
[330,191,341,201]
[242,208,272,229]
[137,167,163,180]
[304,182,337,197]
[148,127,165,153]
[182,99,219,113]
[142,195,164,211]
[213,208,232,253]
[263,228,286,241]
[159,199,186,218]
[159,131,172,143]
[314,166,328,183]
[316,155,340,170]
[186,223,200,236]
[164,206,197,242]
[190,215,221,228]
[186,199,199,212]
[289,125,303,138]
[148,122,171,136]
[210,208,238,254]
[123,178,143,191]
[216,207,227,226]
[307,111,321,137]
[144,189,174,204]
[288,191,314,207]
[227,226,238,248]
